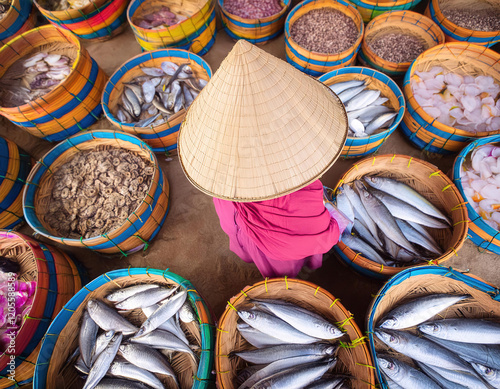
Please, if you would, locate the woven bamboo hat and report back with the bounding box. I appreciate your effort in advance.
[178,40,348,202]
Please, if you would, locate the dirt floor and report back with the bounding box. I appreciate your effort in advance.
[1,5,499,337]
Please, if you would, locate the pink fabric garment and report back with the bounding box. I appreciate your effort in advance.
[213,180,341,277]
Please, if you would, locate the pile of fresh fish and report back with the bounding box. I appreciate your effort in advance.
[0,52,73,108]
[70,283,200,389]
[328,79,398,138]
[374,292,500,389]
[115,61,208,128]
[460,143,500,231]
[134,7,188,29]
[232,298,352,388]
[0,0,11,20]
[335,176,450,266]
[411,66,500,133]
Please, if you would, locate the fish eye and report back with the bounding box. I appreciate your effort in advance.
[390,336,395,342]
[432,324,439,332]
[486,368,493,376]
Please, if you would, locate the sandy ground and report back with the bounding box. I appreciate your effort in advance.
[1,8,499,337]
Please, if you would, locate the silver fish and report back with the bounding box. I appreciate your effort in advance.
[142,305,189,345]
[108,362,164,389]
[137,290,187,337]
[348,118,365,137]
[237,323,284,348]
[371,96,389,106]
[365,112,397,134]
[136,113,160,127]
[471,363,500,389]
[335,188,354,232]
[142,80,155,104]
[182,84,194,107]
[87,300,138,335]
[118,343,177,384]
[416,361,469,389]
[91,330,115,366]
[123,83,143,101]
[355,182,415,253]
[345,90,381,112]
[124,88,142,117]
[383,376,404,389]
[130,329,196,359]
[116,108,128,123]
[179,302,196,323]
[83,332,123,389]
[407,220,439,246]
[122,93,137,119]
[395,219,441,255]
[395,248,416,262]
[237,365,265,387]
[375,329,473,372]
[378,356,440,389]
[95,378,149,388]
[337,86,366,104]
[164,63,187,90]
[75,356,90,375]
[378,294,469,329]
[80,310,99,368]
[364,176,451,224]
[423,364,489,389]
[341,231,387,265]
[251,358,337,389]
[107,284,159,303]
[115,286,178,310]
[382,234,400,260]
[141,67,164,77]
[352,218,385,253]
[251,299,343,340]
[328,80,365,95]
[303,376,348,389]
[152,96,171,115]
[348,105,391,121]
[166,81,181,110]
[160,61,178,76]
[419,318,500,344]
[173,89,184,113]
[237,309,319,344]
[234,343,337,365]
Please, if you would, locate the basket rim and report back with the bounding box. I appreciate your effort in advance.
[349,0,419,8]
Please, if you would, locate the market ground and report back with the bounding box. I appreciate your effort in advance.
[1,2,500,334]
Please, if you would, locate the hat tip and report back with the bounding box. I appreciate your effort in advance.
[234,39,254,52]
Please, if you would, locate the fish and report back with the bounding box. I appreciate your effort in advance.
[83,332,123,389]
[118,343,178,384]
[378,294,469,329]
[340,232,387,265]
[348,118,365,137]
[75,356,90,375]
[130,329,196,359]
[141,80,156,103]
[395,219,442,255]
[421,363,489,389]
[161,61,178,76]
[236,365,265,386]
[141,67,164,77]
[348,105,392,122]
[249,299,344,340]
[95,378,149,388]
[329,80,365,95]
[303,375,348,389]
[345,90,381,112]
[375,329,474,372]
[179,302,196,323]
[364,176,451,224]
[142,305,189,345]
[365,112,397,134]
[87,300,138,335]
[236,309,320,344]
[237,323,285,348]
[91,330,115,366]
[80,310,99,368]
[419,318,500,344]
[335,187,354,232]
[415,361,468,389]
[352,219,385,253]
[337,86,366,104]
[106,284,160,303]
[233,343,337,365]
[115,286,178,310]
[471,363,500,389]
[108,361,164,389]
[378,356,441,389]
[123,88,142,117]
[137,290,187,336]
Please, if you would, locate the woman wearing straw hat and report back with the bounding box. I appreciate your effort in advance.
[178,40,349,278]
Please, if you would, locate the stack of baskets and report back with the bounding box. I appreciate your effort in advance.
[0,230,85,389]
[0,0,36,46]
[128,0,217,54]
[34,267,215,388]
[331,154,468,279]
[23,130,170,255]
[346,0,423,23]
[0,137,30,230]
[216,278,376,388]
[0,26,107,142]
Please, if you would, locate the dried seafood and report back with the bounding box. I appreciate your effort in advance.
[134,6,188,29]
[40,0,93,11]
[0,0,11,20]
[45,147,154,239]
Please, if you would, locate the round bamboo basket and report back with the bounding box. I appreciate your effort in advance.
[318,66,405,158]
[367,266,500,389]
[0,0,37,47]
[0,137,31,230]
[34,0,128,41]
[22,130,170,255]
[0,230,82,389]
[284,0,364,77]
[452,135,500,255]
[331,154,468,279]
[34,268,215,389]
[401,42,500,155]
[215,278,375,389]
[345,0,422,23]
[102,49,212,154]
[219,0,291,45]
[426,0,500,48]
[359,11,445,77]
[0,26,107,142]
[128,0,216,53]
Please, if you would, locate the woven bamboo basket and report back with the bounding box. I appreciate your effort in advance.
[128,0,216,53]
[452,135,500,255]
[34,267,215,389]
[216,278,375,389]
[401,42,500,155]
[0,230,82,389]
[359,11,445,77]
[0,137,31,230]
[102,49,212,154]
[425,0,500,48]
[34,0,128,41]
[284,0,364,77]
[345,0,422,23]
[219,0,291,45]
[0,26,107,142]
[0,0,37,47]
[331,154,468,279]
[367,265,500,389]
[22,130,170,254]
[318,67,405,158]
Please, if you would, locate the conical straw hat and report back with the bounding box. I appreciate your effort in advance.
[178,40,348,202]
